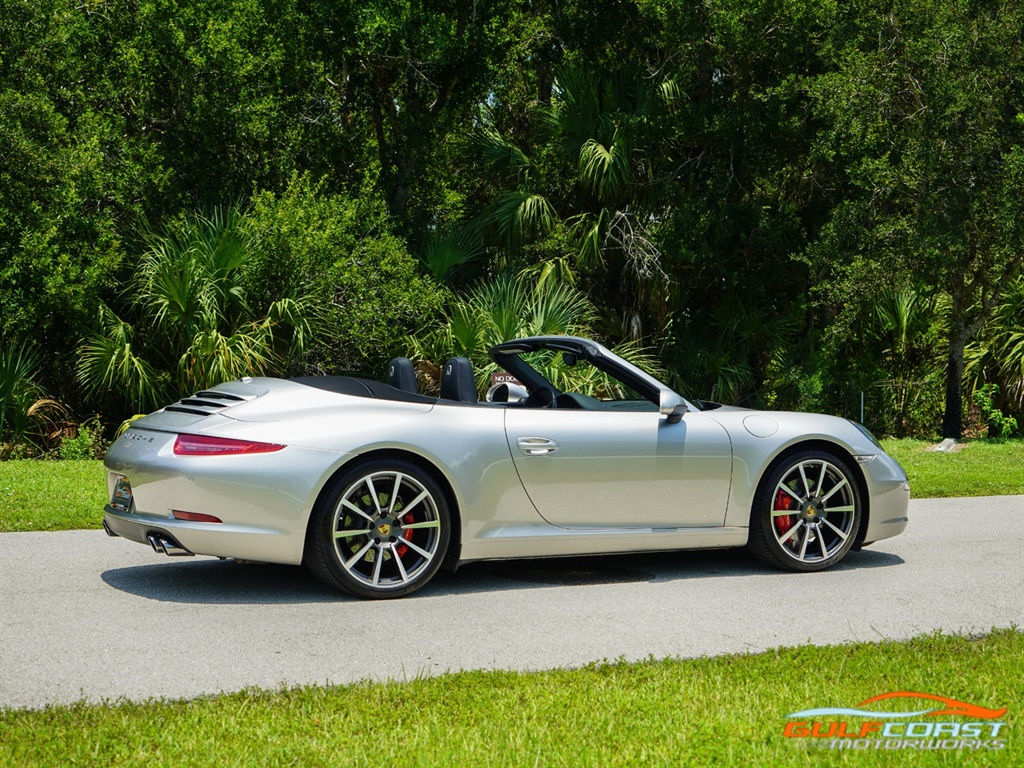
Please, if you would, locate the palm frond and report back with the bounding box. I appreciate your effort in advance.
[578,133,632,203]
[659,79,686,109]
[1,342,46,447]
[540,65,600,152]
[469,276,531,342]
[567,211,609,269]
[76,330,166,413]
[525,279,596,338]
[422,230,483,283]
[873,289,927,356]
[487,190,556,248]
[521,257,578,291]
[0,342,41,404]
[471,127,532,178]
[179,326,277,392]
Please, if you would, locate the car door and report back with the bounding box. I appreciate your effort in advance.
[504,408,732,529]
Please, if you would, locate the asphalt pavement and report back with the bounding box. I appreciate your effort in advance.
[1,495,1022,710]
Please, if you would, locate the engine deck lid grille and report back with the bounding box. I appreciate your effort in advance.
[132,380,270,430]
[164,390,257,417]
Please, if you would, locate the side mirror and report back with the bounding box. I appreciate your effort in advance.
[659,391,689,424]
[486,382,529,403]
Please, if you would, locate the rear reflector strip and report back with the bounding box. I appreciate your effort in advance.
[172,510,223,524]
[173,434,285,456]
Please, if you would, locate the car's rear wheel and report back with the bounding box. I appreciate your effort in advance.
[747,449,861,572]
[306,459,450,598]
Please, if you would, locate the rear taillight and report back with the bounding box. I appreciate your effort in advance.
[173,434,285,456]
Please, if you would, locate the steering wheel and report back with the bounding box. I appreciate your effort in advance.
[523,387,556,408]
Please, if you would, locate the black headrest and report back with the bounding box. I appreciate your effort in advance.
[385,357,418,394]
[440,357,476,403]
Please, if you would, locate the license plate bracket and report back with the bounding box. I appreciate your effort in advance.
[110,475,134,514]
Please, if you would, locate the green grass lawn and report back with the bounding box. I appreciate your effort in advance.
[0,459,106,532]
[1,439,1020,533]
[881,438,1024,498]
[1,628,1019,767]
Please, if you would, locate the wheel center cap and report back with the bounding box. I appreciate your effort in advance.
[377,522,392,537]
[801,500,821,520]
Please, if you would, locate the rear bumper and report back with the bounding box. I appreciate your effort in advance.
[103,505,302,564]
[104,513,192,556]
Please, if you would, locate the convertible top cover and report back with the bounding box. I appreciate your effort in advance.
[291,376,436,404]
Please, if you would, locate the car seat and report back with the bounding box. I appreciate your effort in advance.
[440,357,477,403]
[385,357,419,394]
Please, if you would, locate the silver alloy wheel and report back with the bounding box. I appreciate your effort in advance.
[770,458,857,564]
[331,470,442,590]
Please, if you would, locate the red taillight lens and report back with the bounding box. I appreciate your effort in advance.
[172,510,223,524]
[173,434,285,456]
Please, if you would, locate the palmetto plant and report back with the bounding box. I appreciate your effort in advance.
[871,289,941,434]
[409,273,662,397]
[420,229,484,285]
[965,275,1024,421]
[0,342,66,457]
[77,208,318,413]
[668,293,798,408]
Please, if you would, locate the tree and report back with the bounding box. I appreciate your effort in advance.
[806,0,1024,437]
[471,64,675,340]
[308,0,525,236]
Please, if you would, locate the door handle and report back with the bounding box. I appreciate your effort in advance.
[517,436,559,455]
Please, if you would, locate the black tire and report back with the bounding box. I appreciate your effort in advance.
[747,449,862,572]
[305,458,451,598]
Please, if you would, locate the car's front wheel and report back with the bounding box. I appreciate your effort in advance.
[305,459,451,598]
[747,449,862,572]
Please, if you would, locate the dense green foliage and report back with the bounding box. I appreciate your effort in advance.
[244,175,445,378]
[2,0,1023,449]
[1,629,1020,766]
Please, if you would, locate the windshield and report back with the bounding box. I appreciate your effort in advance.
[516,350,648,402]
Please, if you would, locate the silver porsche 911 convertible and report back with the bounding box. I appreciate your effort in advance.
[103,335,910,598]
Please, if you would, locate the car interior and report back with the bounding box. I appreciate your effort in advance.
[377,351,658,412]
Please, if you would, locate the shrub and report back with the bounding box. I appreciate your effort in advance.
[245,175,445,378]
[58,418,106,460]
[973,384,1019,438]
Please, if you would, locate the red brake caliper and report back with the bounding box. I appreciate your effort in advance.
[774,490,794,535]
[396,512,415,557]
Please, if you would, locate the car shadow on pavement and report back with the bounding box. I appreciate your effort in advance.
[427,547,904,597]
[100,547,904,605]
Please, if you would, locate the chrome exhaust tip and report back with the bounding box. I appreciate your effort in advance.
[147,533,194,557]
[102,519,119,538]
